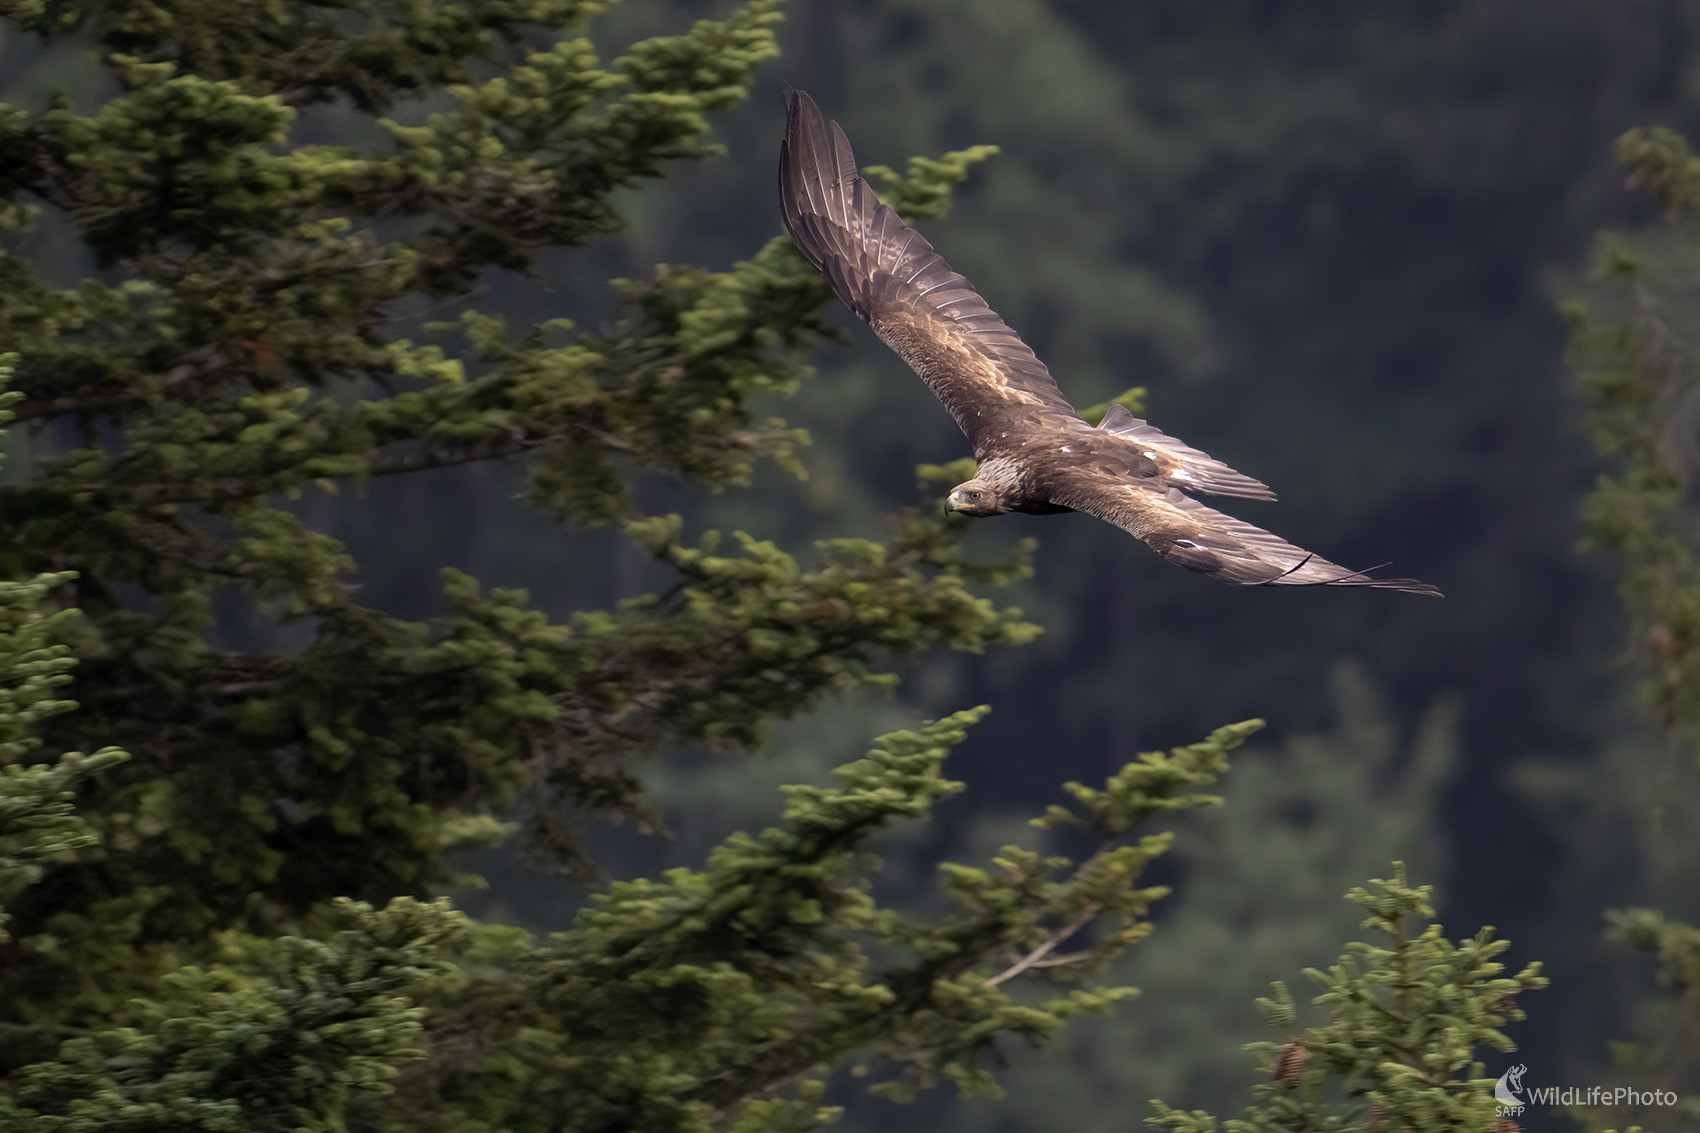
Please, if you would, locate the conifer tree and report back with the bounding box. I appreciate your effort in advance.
[0,2,1260,1128]
[992,665,1462,1126]
[1148,866,1546,1133]
[1562,123,1700,1131]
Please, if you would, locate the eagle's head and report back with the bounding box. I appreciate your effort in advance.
[946,479,1012,517]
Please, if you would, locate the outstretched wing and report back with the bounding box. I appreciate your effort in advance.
[1097,404,1276,502]
[779,88,1081,450]
[1055,478,1441,594]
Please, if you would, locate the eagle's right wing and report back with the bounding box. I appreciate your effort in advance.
[780,88,1082,448]
[1055,479,1441,594]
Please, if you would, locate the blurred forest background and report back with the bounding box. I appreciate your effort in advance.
[6,0,1700,1130]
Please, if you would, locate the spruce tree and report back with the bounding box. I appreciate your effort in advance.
[1561,124,1700,1131]
[1148,866,1546,1133]
[0,2,1247,1127]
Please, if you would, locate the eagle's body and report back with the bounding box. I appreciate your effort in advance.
[779,88,1439,596]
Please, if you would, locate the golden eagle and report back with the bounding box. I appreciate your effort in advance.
[779,89,1440,596]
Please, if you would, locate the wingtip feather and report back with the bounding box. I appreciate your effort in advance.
[1276,565,1444,596]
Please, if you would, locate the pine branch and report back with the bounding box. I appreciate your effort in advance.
[986,905,1099,988]
[9,347,229,423]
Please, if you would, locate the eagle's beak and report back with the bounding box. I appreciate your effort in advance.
[944,490,966,514]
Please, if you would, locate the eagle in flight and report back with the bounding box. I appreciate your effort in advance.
[778,89,1440,596]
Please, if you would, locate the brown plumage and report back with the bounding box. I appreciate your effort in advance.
[778,88,1440,596]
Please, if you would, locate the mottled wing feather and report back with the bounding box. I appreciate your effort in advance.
[1056,478,1441,595]
[1098,404,1276,501]
[779,89,1080,448]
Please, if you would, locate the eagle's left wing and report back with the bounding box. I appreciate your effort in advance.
[779,88,1082,451]
[1097,404,1276,501]
[1055,479,1441,594]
